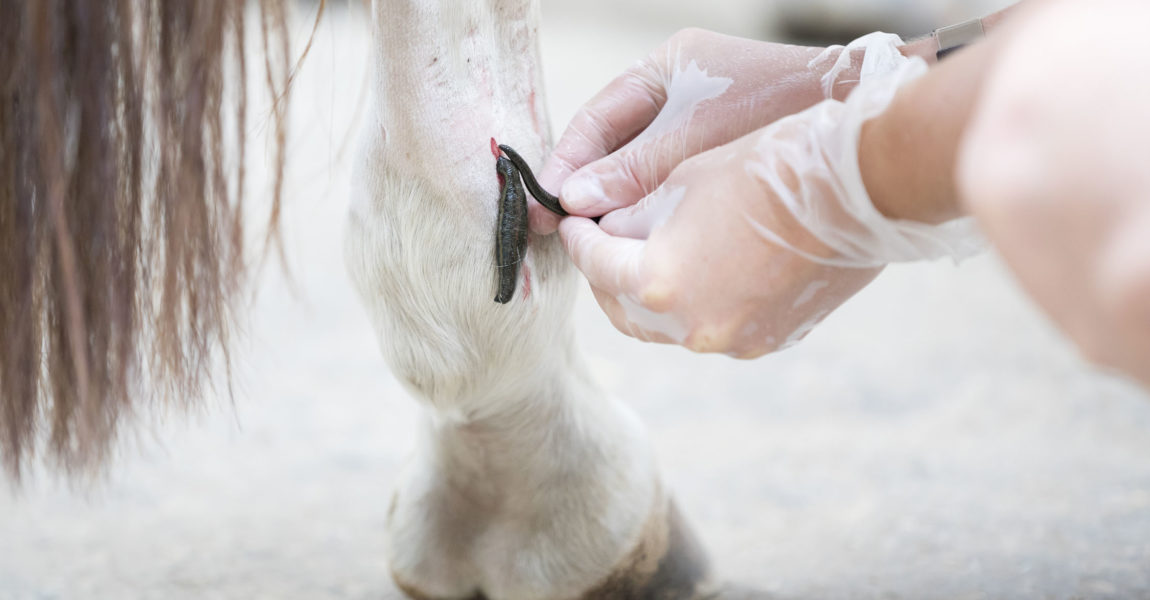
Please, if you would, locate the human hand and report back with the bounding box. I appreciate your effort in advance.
[530,28,881,235]
[557,137,884,357]
[958,0,1150,384]
[559,40,949,356]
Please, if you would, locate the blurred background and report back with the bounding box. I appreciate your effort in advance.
[545,0,1015,42]
[2,1,1148,599]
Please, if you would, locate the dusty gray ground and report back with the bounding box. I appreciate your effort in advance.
[3,4,1148,600]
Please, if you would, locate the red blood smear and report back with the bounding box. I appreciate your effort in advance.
[492,138,505,186]
[522,264,532,300]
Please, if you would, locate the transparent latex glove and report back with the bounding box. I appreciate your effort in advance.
[959,0,1150,385]
[530,29,901,235]
[559,38,965,357]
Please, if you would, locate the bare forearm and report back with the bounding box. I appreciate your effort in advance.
[956,0,1150,384]
[862,4,1023,224]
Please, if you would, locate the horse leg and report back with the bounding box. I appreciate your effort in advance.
[345,1,716,598]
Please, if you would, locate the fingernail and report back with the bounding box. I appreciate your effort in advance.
[561,174,610,213]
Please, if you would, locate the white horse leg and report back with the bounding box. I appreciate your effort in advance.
[345,1,714,598]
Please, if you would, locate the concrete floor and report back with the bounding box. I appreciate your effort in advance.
[3,5,1149,600]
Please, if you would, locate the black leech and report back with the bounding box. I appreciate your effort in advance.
[498,144,569,217]
[495,156,528,304]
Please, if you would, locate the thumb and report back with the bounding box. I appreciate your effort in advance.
[539,62,666,192]
[533,60,667,226]
[560,112,710,219]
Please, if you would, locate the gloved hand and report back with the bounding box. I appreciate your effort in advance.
[559,34,980,356]
[530,29,895,235]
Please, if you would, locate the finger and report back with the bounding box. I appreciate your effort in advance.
[597,183,688,240]
[537,61,667,202]
[558,216,645,298]
[589,286,679,345]
[560,46,744,218]
[560,131,698,217]
[527,198,562,235]
[590,286,646,342]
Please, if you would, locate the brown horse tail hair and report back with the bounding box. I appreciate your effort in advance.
[0,0,298,479]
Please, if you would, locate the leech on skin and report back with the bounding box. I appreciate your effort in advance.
[494,154,528,304]
[492,143,597,304]
[498,144,569,217]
